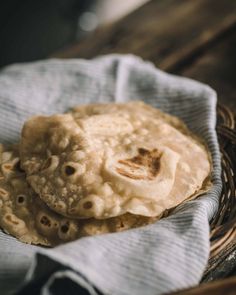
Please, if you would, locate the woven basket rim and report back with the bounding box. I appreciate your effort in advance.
[209,104,236,258]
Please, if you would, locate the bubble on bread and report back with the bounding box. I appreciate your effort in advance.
[20,101,212,219]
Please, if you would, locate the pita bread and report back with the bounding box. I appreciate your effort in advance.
[20,101,211,219]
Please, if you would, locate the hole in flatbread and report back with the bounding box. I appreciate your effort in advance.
[120,221,125,228]
[58,220,77,241]
[61,224,69,233]
[83,201,93,209]
[17,195,26,204]
[65,165,76,176]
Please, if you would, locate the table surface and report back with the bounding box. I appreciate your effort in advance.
[52,0,236,293]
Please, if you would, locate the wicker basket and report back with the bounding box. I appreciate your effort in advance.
[204,104,236,275]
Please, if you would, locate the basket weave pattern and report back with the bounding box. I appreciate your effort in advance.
[210,105,236,257]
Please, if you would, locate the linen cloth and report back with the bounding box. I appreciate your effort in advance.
[0,55,222,295]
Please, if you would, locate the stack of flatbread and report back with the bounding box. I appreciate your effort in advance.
[0,101,212,246]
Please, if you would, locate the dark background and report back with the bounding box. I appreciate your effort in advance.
[0,0,95,68]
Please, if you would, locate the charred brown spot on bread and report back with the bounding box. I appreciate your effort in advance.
[65,165,76,176]
[116,168,145,180]
[138,148,149,156]
[41,157,52,170]
[83,201,93,209]
[40,215,51,227]
[117,148,162,180]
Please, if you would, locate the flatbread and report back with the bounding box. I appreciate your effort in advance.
[0,144,51,245]
[0,144,157,246]
[20,101,211,219]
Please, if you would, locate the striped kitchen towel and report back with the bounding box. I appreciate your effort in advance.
[0,55,222,295]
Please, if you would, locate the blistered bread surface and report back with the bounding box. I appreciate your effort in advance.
[0,144,157,246]
[20,101,211,219]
